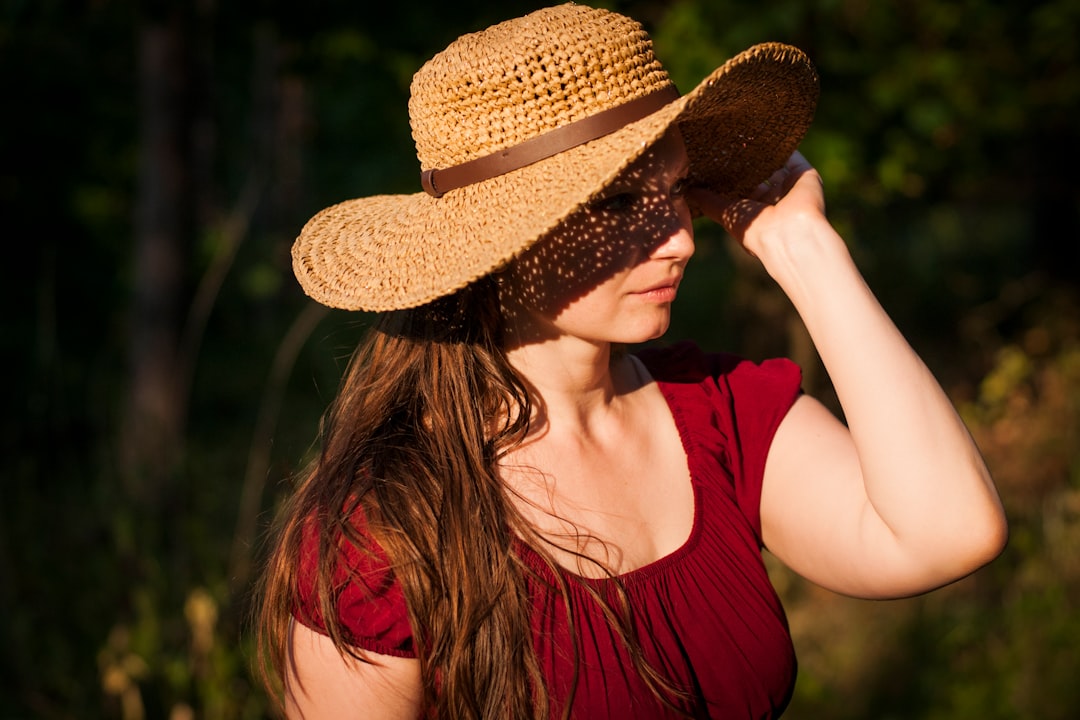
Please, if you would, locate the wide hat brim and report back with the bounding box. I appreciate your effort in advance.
[292,42,818,312]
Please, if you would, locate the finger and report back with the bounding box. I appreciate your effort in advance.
[753,154,820,208]
[753,152,807,202]
[785,150,812,174]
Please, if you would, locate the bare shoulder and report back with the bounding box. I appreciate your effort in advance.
[286,620,422,719]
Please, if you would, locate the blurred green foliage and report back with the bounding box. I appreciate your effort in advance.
[2,0,1077,718]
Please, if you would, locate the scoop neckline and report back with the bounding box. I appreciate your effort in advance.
[514,357,702,585]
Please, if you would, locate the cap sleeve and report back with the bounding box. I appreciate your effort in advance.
[638,340,803,540]
[294,505,416,658]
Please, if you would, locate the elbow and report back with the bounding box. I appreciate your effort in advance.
[896,507,1008,599]
[973,466,1010,566]
[953,461,1010,574]
[978,503,1010,565]
[922,479,1009,588]
[954,497,1009,577]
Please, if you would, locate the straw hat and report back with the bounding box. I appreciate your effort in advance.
[293,2,819,312]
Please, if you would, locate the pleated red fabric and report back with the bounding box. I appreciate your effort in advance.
[297,340,803,718]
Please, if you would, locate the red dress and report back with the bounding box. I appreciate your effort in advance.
[296,341,803,718]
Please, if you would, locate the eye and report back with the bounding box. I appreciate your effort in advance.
[670,176,691,198]
[588,191,637,213]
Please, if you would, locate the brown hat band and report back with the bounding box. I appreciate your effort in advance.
[420,86,681,198]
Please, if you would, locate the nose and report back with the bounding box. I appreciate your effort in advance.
[649,204,695,263]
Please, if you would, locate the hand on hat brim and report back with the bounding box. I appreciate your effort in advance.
[689,150,822,257]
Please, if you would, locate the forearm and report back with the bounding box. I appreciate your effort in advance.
[761,214,1006,573]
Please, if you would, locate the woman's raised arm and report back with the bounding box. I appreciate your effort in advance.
[691,155,1008,598]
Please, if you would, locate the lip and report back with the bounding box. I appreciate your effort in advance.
[633,277,681,302]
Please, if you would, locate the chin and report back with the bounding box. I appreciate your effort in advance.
[618,320,671,345]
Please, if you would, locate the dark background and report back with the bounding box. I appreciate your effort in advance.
[3,0,1078,717]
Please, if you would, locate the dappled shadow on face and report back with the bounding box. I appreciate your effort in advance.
[498,138,690,346]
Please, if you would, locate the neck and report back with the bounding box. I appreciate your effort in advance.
[505,337,638,438]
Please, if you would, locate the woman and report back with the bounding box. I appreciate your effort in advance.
[255,4,1007,718]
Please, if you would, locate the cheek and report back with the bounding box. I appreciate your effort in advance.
[503,221,641,316]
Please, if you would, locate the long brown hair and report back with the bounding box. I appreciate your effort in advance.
[255,276,686,718]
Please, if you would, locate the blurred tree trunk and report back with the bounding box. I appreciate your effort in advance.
[121,10,192,506]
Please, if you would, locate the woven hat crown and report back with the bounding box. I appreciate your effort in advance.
[408,4,674,170]
[292,3,818,312]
